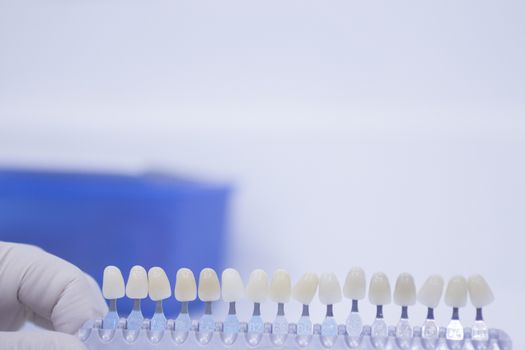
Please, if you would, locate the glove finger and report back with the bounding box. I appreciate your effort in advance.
[0,330,87,350]
[0,242,106,334]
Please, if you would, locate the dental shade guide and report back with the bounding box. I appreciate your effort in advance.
[84,267,512,350]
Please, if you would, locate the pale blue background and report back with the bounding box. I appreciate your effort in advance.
[1,0,524,347]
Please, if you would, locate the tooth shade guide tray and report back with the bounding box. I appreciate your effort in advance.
[79,319,512,350]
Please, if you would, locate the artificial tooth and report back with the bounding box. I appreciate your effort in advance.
[444,276,468,308]
[292,272,319,305]
[418,275,444,342]
[126,265,148,299]
[343,267,366,300]
[368,272,392,306]
[318,273,342,305]
[197,268,220,338]
[175,268,197,302]
[221,268,244,339]
[221,268,244,302]
[393,273,416,347]
[344,268,366,343]
[394,273,416,306]
[319,273,342,340]
[293,272,319,339]
[125,265,148,330]
[270,269,292,303]
[198,268,221,302]
[444,276,468,341]
[468,274,494,308]
[174,268,196,339]
[246,269,270,303]
[103,265,125,300]
[368,272,391,348]
[102,266,125,330]
[269,269,292,341]
[468,275,494,342]
[246,269,269,338]
[417,275,444,308]
[148,266,172,301]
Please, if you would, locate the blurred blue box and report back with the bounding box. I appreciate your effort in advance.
[0,169,230,316]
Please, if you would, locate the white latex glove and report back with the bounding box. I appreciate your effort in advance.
[0,241,107,349]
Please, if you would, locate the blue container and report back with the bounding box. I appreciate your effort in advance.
[0,169,230,316]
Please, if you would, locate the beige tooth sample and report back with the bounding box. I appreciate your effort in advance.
[198,268,221,302]
[319,273,342,305]
[417,275,444,308]
[445,276,468,308]
[148,266,172,301]
[343,267,366,300]
[103,265,125,299]
[368,272,392,305]
[221,268,244,302]
[270,269,292,303]
[175,268,197,302]
[468,274,494,308]
[394,273,417,306]
[126,265,148,299]
[246,269,270,303]
[293,272,319,305]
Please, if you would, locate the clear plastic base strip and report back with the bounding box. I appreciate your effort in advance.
[78,319,512,350]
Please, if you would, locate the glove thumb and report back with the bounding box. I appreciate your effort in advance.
[0,330,86,350]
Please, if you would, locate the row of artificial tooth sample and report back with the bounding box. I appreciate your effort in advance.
[101,266,495,346]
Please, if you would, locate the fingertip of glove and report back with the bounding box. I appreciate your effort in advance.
[1,330,87,350]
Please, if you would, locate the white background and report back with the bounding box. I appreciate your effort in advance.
[1,0,524,347]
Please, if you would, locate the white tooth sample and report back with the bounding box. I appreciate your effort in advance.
[198,268,220,302]
[246,269,270,303]
[221,268,244,302]
[394,273,416,306]
[293,272,319,305]
[148,267,172,301]
[343,267,366,300]
[270,269,292,303]
[319,273,342,305]
[368,272,392,305]
[417,275,444,308]
[126,265,148,299]
[444,275,468,308]
[103,266,125,299]
[468,275,495,308]
[175,268,197,302]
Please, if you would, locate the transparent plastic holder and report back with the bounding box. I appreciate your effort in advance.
[78,319,512,350]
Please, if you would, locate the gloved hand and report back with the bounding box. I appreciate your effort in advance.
[0,241,107,349]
